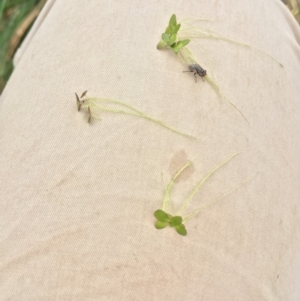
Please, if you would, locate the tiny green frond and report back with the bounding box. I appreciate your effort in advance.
[154,210,186,234]
[171,39,190,54]
[169,14,177,27]
[172,46,180,54]
[169,33,177,45]
[155,220,169,229]
[165,15,181,35]
[157,40,167,49]
[175,224,187,236]
[154,209,171,222]
[165,27,172,34]
[169,216,183,227]
[173,24,181,33]
[162,33,170,43]
[177,39,190,48]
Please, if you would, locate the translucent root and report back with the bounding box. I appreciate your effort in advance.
[178,27,283,67]
[178,48,249,124]
[182,172,258,223]
[180,17,215,23]
[176,152,240,215]
[205,75,250,125]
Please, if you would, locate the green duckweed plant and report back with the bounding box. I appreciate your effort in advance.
[158,14,282,67]
[154,152,253,236]
[75,91,196,139]
[157,14,249,124]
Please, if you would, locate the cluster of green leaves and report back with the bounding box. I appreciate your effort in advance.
[153,152,244,237]
[154,209,187,236]
[157,14,190,54]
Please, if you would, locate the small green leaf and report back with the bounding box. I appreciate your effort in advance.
[168,25,180,35]
[165,26,172,34]
[173,23,181,33]
[162,33,170,43]
[172,46,180,54]
[169,33,177,45]
[175,224,187,236]
[165,14,179,34]
[169,216,183,227]
[157,40,167,49]
[176,39,190,48]
[154,210,171,222]
[155,220,168,229]
[169,14,177,27]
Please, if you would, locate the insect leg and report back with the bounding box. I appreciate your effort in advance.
[182,70,197,82]
[193,71,197,83]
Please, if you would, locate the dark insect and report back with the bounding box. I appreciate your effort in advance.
[183,63,207,82]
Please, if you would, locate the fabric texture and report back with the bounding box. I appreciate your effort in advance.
[0,0,300,300]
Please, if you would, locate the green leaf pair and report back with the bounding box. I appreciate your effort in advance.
[154,209,187,236]
[157,14,190,54]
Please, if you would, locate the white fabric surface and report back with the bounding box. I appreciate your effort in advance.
[1,0,300,300]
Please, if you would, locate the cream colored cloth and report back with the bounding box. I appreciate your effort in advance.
[1,0,300,300]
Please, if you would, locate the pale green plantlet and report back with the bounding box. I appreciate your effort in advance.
[154,209,187,235]
[75,91,196,139]
[154,152,255,236]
